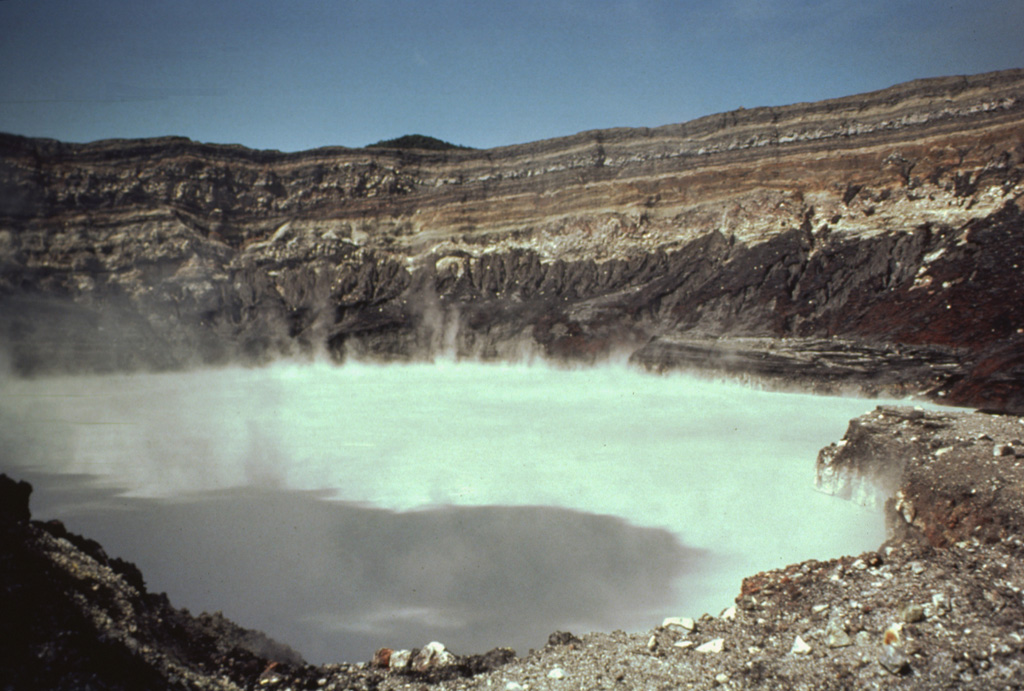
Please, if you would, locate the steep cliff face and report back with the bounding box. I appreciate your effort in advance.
[1,69,1023,409]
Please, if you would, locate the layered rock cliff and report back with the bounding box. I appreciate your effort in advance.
[8,404,1024,689]
[2,69,1023,410]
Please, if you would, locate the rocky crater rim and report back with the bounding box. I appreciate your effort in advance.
[3,68,1021,159]
[2,67,1023,416]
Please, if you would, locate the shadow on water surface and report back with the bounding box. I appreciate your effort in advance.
[17,470,707,665]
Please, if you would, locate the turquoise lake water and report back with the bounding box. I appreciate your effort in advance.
[1,361,903,663]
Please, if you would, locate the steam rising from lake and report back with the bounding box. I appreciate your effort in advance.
[2,361,890,663]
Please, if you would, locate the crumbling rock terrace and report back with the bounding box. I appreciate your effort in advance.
[2,69,1024,411]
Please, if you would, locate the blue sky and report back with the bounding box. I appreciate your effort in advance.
[1,0,1021,152]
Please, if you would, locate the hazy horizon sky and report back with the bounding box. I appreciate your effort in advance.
[1,0,1022,152]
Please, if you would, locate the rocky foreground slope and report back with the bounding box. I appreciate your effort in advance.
[2,69,1024,410]
[5,406,1024,689]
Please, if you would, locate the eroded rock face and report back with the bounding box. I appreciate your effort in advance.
[817,405,1024,547]
[2,69,1024,410]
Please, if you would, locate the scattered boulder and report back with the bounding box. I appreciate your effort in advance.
[547,631,582,647]
[410,642,455,673]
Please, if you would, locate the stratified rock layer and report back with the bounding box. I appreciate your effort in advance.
[2,69,1023,410]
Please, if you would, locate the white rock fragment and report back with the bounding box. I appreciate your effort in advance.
[662,616,695,630]
[696,638,725,654]
[925,593,950,618]
[791,636,812,655]
[504,683,526,691]
[647,635,658,651]
[674,640,694,649]
[812,604,829,614]
[880,644,911,675]
[720,606,737,621]
[715,672,730,684]
[828,629,852,648]
[547,668,566,680]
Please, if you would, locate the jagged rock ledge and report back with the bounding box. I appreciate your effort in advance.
[6,406,1024,689]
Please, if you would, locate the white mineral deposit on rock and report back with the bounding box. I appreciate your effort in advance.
[388,649,411,669]
[411,641,454,671]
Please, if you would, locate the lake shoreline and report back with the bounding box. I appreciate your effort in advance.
[5,404,1024,688]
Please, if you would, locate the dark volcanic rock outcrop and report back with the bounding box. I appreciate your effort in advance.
[2,69,1023,409]
[0,474,517,690]
[0,474,308,690]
